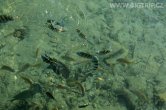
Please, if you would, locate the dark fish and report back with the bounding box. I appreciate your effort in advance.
[91,56,98,70]
[0,15,13,23]
[76,29,86,39]
[11,83,42,102]
[47,19,65,32]
[47,20,57,31]
[49,60,70,79]
[76,51,98,71]
[76,29,94,45]
[41,54,51,63]
[41,54,70,79]
[47,19,54,24]
[11,89,36,101]
[1,65,15,72]
[47,64,60,75]
[97,50,110,55]
[78,103,89,108]
[76,52,93,59]
[76,81,85,96]
[76,29,81,33]
[45,91,55,100]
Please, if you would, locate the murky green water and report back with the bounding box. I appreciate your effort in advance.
[0,0,166,110]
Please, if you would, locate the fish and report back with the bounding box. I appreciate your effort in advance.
[47,19,57,31]
[45,91,55,100]
[78,103,89,108]
[0,65,15,72]
[96,49,110,55]
[55,84,67,89]
[67,80,85,96]
[76,52,93,59]
[95,77,104,81]
[76,81,85,96]
[41,54,52,63]
[76,29,86,39]
[20,75,33,85]
[47,19,65,32]
[41,54,70,79]
[49,61,70,79]
[76,29,93,45]
[91,56,98,70]
[35,48,40,58]
[11,89,36,101]
[116,58,135,64]
[76,52,98,71]
[0,15,13,23]
[11,83,42,102]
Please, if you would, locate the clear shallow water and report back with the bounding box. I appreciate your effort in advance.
[0,0,166,110]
